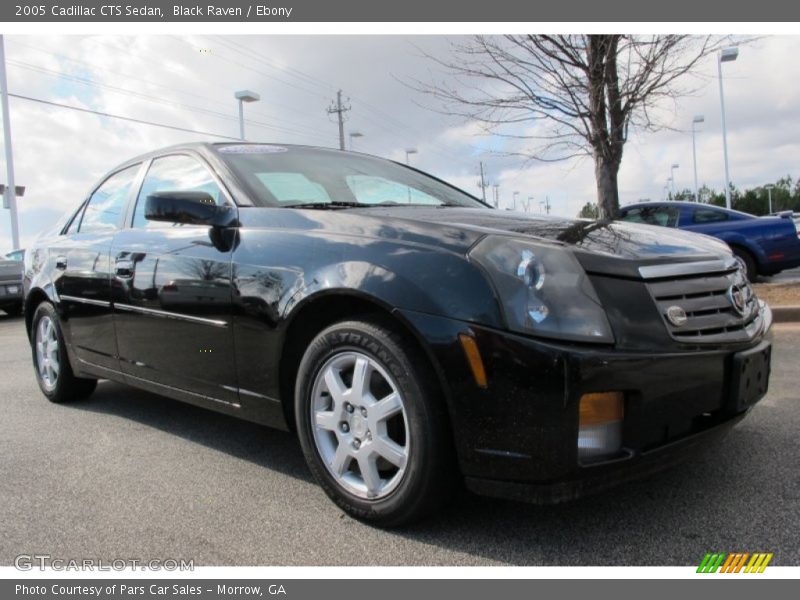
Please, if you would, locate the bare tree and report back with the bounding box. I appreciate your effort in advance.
[417,35,728,218]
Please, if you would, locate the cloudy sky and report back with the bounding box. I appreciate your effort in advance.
[1,34,799,252]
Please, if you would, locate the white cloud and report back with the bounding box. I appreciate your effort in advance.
[1,34,799,252]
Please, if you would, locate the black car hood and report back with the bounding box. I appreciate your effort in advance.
[351,207,731,275]
[240,206,731,279]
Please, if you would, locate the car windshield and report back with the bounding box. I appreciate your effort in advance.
[215,144,486,209]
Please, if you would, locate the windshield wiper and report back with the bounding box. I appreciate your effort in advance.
[282,201,369,210]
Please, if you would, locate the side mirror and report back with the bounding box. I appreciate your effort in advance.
[144,191,237,227]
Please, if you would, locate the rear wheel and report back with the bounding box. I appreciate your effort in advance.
[295,319,454,527]
[31,302,97,403]
[731,247,757,282]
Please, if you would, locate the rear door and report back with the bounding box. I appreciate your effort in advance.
[110,153,239,404]
[54,163,142,372]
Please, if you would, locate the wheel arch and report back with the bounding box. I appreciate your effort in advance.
[24,287,53,340]
[277,289,452,435]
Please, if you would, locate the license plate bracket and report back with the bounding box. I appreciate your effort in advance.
[729,342,771,412]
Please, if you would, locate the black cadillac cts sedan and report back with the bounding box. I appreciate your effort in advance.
[23,143,772,526]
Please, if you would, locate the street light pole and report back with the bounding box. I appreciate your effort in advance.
[405,148,417,165]
[0,35,20,250]
[670,163,679,197]
[718,47,739,210]
[692,115,704,202]
[512,191,519,211]
[234,90,260,140]
[765,183,775,215]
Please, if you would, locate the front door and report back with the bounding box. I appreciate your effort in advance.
[111,154,238,404]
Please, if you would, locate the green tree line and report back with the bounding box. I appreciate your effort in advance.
[578,176,800,218]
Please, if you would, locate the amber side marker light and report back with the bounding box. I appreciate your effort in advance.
[458,333,488,388]
[578,392,624,461]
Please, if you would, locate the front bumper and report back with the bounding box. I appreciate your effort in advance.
[397,308,771,503]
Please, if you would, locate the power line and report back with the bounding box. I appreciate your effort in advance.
[6,60,328,142]
[7,93,242,140]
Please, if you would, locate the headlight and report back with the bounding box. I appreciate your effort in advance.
[469,235,614,343]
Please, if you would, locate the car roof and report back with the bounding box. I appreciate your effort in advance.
[118,141,347,165]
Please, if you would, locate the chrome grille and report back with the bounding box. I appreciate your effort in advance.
[645,261,761,344]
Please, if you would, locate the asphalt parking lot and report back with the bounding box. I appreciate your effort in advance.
[0,312,798,566]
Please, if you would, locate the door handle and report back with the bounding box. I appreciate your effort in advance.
[55,256,67,270]
[115,259,135,278]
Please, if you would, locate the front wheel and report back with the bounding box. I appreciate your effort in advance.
[31,302,98,403]
[295,319,454,527]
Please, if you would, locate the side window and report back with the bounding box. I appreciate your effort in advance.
[619,206,679,227]
[346,175,441,206]
[132,155,224,228]
[78,164,140,234]
[693,208,729,224]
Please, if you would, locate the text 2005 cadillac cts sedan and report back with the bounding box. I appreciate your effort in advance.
[23,143,772,526]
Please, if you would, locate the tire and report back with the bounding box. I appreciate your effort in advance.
[731,247,757,282]
[295,319,454,527]
[30,302,98,403]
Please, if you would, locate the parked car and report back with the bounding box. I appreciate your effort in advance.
[0,249,24,316]
[618,201,800,281]
[23,144,773,526]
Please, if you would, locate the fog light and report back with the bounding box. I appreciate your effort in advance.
[578,392,624,461]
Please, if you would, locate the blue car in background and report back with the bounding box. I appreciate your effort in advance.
[618,201,800,280]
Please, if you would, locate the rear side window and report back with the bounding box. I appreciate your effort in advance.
[620,205,679,227]
[693,208,729,223]
[132,155,224,228]
[78,164,140,234]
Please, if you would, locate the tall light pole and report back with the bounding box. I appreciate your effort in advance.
[0,35,20,251]
[512,191,519,210]
[718,47,739,210]
[691,115,704,202]
[405,148,417,165]
[670,163,680,197]
[492,184,499,208]
[234,90,260,140]
[765,183,775,215]
[348,131,363,150]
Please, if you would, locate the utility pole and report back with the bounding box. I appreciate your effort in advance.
[492,184,499,208]
[0,35,20,250]
[478,162,488,203]
[539,197,551,215]
[327,90,351,151]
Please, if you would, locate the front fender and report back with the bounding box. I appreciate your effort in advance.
[283,255,503,328]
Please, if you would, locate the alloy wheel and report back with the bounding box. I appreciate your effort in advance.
[310,351,410,500]
[35,315,60,392]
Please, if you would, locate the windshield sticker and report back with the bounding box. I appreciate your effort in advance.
[219,145,289,154]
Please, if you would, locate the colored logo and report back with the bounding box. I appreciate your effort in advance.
[728,284,748,316]
[697,552,773,573]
